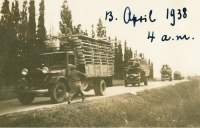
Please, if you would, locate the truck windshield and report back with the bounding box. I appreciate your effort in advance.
[40,53,66,66]
[128,69,140,74]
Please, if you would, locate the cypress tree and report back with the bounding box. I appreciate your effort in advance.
[18,0,28,69]
[96,18,103,37]
[28,0,37,68]
[28,0,36,37]
[0,0,11,80]
[124,40,128,68]
[118,42,123,79]
[60,0,73,34]
[91,24,95,38]
[37,0,46,53]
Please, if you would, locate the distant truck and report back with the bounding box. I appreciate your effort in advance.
[15,35,115,104]
[160,64,172,81]
[174,71,184,80]
[124,57,150,86]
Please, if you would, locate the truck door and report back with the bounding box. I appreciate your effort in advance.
[67,54,76,75]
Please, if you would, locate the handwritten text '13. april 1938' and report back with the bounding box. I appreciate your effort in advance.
[105,7,194,43]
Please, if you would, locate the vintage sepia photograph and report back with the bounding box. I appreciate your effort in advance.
[0,0,200,127]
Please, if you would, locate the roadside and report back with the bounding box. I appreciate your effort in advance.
[0,79,198,127]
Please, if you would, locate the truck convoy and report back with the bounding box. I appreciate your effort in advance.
[174,71,184,80]
[124,56,150,87]
[160,64,172,81]
[15,35,115,104]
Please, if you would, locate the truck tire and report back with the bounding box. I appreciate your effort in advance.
[144,77,148,85]
[18,93,35,105]
[50,81,66,103]
[97,79,106,96]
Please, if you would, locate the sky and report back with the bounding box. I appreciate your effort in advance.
[1,0,200,78]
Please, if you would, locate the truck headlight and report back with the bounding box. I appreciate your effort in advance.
[22,68,28,75]
[42,67,49,74]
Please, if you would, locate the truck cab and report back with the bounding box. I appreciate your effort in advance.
[124,57,149,87]
[15,51,76,104]
[160,64,172,81]
[174,71,183,80]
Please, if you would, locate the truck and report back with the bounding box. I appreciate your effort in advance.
[124,56,150,87]
[15,35,115,104]
[174,71,184,80]
[160,64,172,81]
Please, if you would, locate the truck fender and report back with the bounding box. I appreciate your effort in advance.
[47,76,68,85]
[47,76,71,92]
[15,78,27,91]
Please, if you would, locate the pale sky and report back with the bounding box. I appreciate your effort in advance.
[1,0,200,78]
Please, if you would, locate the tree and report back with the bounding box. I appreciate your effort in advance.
[118,42,123,79]
[124,40,133,74]
[96,18,105,37]
[13,0,20,25]
[60,0,72,34]
[150,62,154,79]
[17,0,28,67]
[129,47,133,58]
[124,40,128,68]
[27,0,37,69]
[91,24,95,38]
[28,0,36,37]
[0,0,12,81]
[37,0,46,53]
[114,38,123,79]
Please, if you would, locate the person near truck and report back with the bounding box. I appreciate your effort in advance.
[67,65,89,104]
[63,24,72,35]
[75,24,83,34]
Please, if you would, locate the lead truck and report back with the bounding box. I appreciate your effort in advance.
[15,35,115,104]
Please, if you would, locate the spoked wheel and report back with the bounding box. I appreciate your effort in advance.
[18,93,35,105]
[50,81,66,103]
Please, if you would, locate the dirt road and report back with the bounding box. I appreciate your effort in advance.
[0,80,187,116]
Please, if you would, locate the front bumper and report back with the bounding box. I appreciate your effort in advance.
[125,76,140,84]
[162,75,170,79]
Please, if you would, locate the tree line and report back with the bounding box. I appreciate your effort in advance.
[0,0,46,86]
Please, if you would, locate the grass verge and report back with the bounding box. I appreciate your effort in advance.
[0,80,200,127]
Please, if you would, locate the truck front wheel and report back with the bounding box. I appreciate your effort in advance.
[50,81,66,103]
[18,93,35,105]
